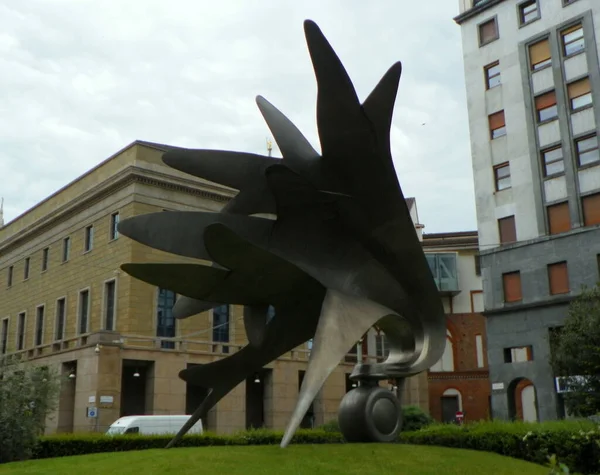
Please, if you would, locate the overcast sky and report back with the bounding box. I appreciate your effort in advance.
[0,0,476,234]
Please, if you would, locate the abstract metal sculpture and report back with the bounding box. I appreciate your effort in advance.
[117,19,446,448]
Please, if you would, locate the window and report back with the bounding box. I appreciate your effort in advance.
[485,61,501,89]
[489,110,506,139]
[62,237,70,262]
[84,225,94,252]
[503,271,522,302]
[498,215,517,244]
[562,24,584,56]
[430,330,455,372]
[35,306,45,346]
[582,192,600,226]
[519,1,539,25]
[17,312,25,350]
[529,39,551,70]
[7,266,13,287]
[78,289,90,334]
[535,90,558,122]
[213,304,230,353]
[576,135,600,166]
[547,202,571,234]
[375,333,389,360]
[41,247,49,272]
[24,257,30,280]
[475,334,484,368]
[548,262,570,295]
[474,254,481,276]
[157,288,176,349]
[542,147,564,176]
[504,345,533,362]
[110,212,120,240]
[494,163,511,190]
[104,280,116,331]
[567,77,592,110]
[55,298,66,341]
[1,318,8,355]
[479,18,499,46]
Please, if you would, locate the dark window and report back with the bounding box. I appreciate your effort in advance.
[576,135,600,166]
[529,39,551,70]
[42,247,49,272]
[1,319,8,355]
[542,147,564,176]
[157,288,176,349]
[110,212,120,240]
[17,313,25,350]
[474,254,482,276]
[519,1,539,25]
[503,345,533,362]
[125,427,139,434]
[7,266,13,287]
[55,298,66,341]
[498,216,517,244]
[535,90,558,122]
[503,271,522,302]
[562,24,585,56]
[567,77,592,110]
[35,306,44,346]
[213,304,230,353]
[78,290,89,334]
[548,262,570,295]
[104,281,116,331]
[479,18,499,46]
[547,202,571,234]
[485,61,501,89]
[494,163,511,191]
[489,110,506,139]
[84,225,94,252]
[582,192,600,226]
[24,257,30,280]
[63,237,70,262]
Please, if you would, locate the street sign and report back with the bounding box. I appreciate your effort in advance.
[455,411,464,420]
[87,407,98,418]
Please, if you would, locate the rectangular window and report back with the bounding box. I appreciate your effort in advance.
[104,280,116,331]
[535,90,558,122]
[157,288,176,349]
[498,215,517,244]
[110,212,120,240]
[529,39,551,70]
[475,334,484,368]
[17,312,25,350]
[494,163,511,190]
[78,290,89,334]
[542,147,564,176]
[55,298,66,341]
[576,134,600,167]
[62,237,71,262]
[479,18,499,46]
[84,225,94,252]
[548,262,570,295]
[474,254,481,276]
[562,24,585,56]
[582,192,600,226]
[1,318,8,355]
[24,257,30,280]
[35,306,45,346]
[375,333,389,361]
[41,247,49,272]
[568,77,592,110]
[489,110,506,139]
[503,271,522,302]
[212,304,230,354]
[484,61,501,89]
[519,1,539,25]
[503,345,533,363]
[7,266,13,287]
[547,202,571,234]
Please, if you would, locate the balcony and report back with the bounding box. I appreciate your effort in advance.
[425,253,460,296]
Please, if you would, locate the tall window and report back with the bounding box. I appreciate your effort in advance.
[542,147,564,176]
[479,18,499,46]
[213,304,230,353]
[62,237,71,262]
[78,289,89,334]
[484,61,501,89]
[494,163,511,191]
[104,280,116,331]
[529,39,551,70]
[17,312,25,350]
[1,318,8,355]
[582,192,600,226]
[7,266,13,287]
[41,247,49,272]
[498,215,517,244]
[535,90,557,122]
[475,334,484,368]
[567,77,592,110]
[84,225,94,252]
[576,135,600,166]
[157,288,176,349]
[35,306,45,346]
[375,333,389,361]
[562,24,584,56]
[547,202,571,234]
[110,212,120,240]
[24,257,30,280]
[489,110,506,139]
[519,1,539,25]
[503,271,523,303]
[548,262,570,295]
[55,298,66,341]
[430,330,454,372]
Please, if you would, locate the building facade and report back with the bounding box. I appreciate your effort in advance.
[455,0,600,421]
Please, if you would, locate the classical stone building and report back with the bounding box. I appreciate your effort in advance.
[0,140,434,434]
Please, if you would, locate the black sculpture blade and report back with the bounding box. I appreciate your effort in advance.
[172,296,220,320]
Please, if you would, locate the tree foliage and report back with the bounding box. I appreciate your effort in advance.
[0,356,61,463]
[550,284,600,417]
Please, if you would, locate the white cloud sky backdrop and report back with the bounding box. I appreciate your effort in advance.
[0,0,476,233]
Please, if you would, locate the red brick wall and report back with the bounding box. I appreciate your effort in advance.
[428,376,490,422]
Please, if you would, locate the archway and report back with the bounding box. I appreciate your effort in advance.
[441,388,462,423]
[507,378,538,422]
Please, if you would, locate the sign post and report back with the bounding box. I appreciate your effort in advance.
[455,411,464,425]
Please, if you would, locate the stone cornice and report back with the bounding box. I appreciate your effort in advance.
[428,370,489,380]
[453,0,507,25]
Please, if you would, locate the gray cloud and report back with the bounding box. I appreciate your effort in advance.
[0,0,475,234]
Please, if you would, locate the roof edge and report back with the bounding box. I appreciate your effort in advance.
[453,0,507,25]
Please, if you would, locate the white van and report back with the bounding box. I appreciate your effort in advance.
[106,415,203,436]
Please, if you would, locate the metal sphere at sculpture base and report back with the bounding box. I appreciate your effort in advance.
[337,384,402,443]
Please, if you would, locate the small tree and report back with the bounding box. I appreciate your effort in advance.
[0,356,61,463]
[550,284,600,417]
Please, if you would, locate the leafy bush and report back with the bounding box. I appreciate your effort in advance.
[399,419,600,475]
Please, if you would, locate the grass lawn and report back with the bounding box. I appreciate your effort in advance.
[1,444,549,475]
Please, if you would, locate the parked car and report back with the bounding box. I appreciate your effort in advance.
[105,415,203,436]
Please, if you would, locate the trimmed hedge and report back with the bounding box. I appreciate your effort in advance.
[399,421,600,475]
